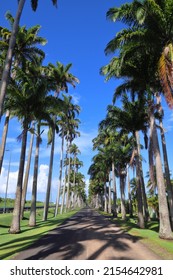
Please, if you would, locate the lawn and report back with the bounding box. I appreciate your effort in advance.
[0,208,80,260]
[0,198,51,208]
[106,213,173,260]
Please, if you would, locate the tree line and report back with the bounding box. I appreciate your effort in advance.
[88,0,173,240]
[0,1,86,234]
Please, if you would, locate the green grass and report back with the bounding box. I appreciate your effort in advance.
[0,198,52,208]
[0,208,80,260]
[100,212,173,259]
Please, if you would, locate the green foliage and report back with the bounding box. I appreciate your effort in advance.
[31,0,57,12]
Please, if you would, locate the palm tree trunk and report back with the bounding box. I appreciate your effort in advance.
[43,126,55,221]
[60,159,68,214]
[0,57,20,173]
[136,131,149,221]
[148,134,156,189]
[120,173,126,220]
[136,159,145,228]
[108,172,112,214]
[71,157,77,209]
[149,108,173,239]
[9,122,28,233]
[29,125,40,227]
[127,166,133,217]
[21,128,34,219]
[0,0,26,117]
[55,134,64,216]
[0,110,10,174]
[112,161,117,217]
[104,182,108,213]
[66,156,71,211]
[159,119,173,229]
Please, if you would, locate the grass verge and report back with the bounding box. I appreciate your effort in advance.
[99,211,173,260]
[0,208,80,260]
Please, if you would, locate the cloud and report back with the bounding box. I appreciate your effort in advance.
[0,164,52,197]
[73,129,97,155]
[85,178,90,196]
[27,164,49,194]
[0,167,18,195]
[71,92,81,104]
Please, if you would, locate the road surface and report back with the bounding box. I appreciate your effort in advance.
[12,207,161,260]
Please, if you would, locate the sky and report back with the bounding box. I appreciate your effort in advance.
[0,0,173,203]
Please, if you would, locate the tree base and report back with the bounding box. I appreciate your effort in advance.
[8,228,21,234]
[28,223,36,227]
[159,234,173,240]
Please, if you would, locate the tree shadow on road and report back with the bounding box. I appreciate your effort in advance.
[12,208,144,260]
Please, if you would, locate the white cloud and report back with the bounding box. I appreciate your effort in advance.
[85,178,90,196]
[27,164,49,193]
[73,129,97,155]
[0,164,50,196]
[0,167,18,195]
[71,92,81,105]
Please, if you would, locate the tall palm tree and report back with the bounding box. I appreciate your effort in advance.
[0,14,46,174]
[7,67,58,233]
[89,144,113,214]
[73,172,86,208]
[102,0,173,238]
[42,62,79,221]
[71,157,83,208]
[68,143,80,209]
[28,123,41,227]
[0,0,57,117]
[54,126,64,216]
[20,123,35,219]
[58,96,80,213]
[155,93,173,228]
[93,128,119,217]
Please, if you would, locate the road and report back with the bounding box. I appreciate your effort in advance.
[12,207,161,260]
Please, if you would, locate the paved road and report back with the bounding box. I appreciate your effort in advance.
[12,207,161,260]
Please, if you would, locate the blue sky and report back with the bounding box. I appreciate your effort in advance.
[1,0,173,202]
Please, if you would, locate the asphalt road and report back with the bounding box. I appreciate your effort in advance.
[12,207,161,260]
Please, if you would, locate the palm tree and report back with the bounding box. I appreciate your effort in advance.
[71,157,83,208]
[100,98,148,227]
[74,172,86,208]
[105,0,173,107]
[68,143,81,209]
[28,96,62,227]
[7,67,58,233]
[0,14,46,174]
[114,135,134,221]
[102,0,173,238]
[65,128,80,211]
[127,165,133,217]
[20,123,35,219]
[88,149,111,213]
[59,96,80,213]
[93,128,118,217]
[42,62,79,221]
[28,123,41,227]
[155,93,173,228]
[54,126,65,216]
[0,0,57,117]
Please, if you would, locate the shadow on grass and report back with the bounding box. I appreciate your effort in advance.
[0,233,48,260]
[0,224,10,228]
[146,221,159,233]
[102,213,159,234]
[0,211,78,260]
